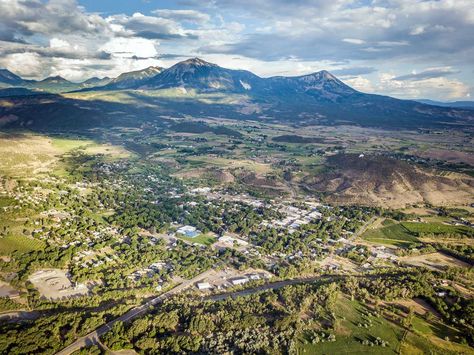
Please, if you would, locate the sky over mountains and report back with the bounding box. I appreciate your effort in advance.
[0,0,473,100]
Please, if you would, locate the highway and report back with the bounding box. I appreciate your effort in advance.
[55,268,216,355]
[56,218,377,354]
[56,271,358,354]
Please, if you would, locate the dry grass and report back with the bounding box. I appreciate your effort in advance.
[0,133,132,178]
[400,252,471,270]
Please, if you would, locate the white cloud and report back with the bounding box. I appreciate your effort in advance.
[377,72,470,100]
[0,52,47,78]
[100,37,158,58]
[410,25,425,35]
[342,38,365,45]
[344,76,374,93]
[50,38,71,49]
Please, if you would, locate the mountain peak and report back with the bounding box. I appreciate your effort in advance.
[294,70,356,98]
[41,75,69,83]
[318,70,338,81]
[180,58,214,67]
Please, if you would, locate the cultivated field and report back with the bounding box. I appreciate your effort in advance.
[0,235,44,254]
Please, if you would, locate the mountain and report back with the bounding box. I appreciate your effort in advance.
[0,69,115,93]
[99,66,163,90]
[0,69,25,87]
[416,99,474,110]
[80,76,111,88]
[143,58,262,92]
[1,58,474,130]
[26,75,81,93]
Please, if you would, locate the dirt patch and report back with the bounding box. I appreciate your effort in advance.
[403,207,438,215]
[0,281,20,298]
[400,252,471,270]
[387,298,440,317]
[29,269,88,300]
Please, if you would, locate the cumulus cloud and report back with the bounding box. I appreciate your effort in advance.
[198,0,474,65]
[107,12,197,41]
[0,0,110,39]
[0,0,472,100]
[377,73,470,100]
[100,37,158,59]
[0,52,48,78]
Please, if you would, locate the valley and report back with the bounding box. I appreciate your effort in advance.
[0,59,473,355]
[0,115,473,354]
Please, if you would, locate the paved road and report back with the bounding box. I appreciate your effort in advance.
[55,216,378,354]
[57,269,381,355]
[55,269,216,355]
[205,275,342,302]
[0,310,40,322]
[350,216,377,242]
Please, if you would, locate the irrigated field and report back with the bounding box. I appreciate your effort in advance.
[401,222,474,237]
[363,220,419,247]
[176,233,216,246]
[0,235,44,254]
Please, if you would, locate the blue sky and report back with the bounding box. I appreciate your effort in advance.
[0,0,473,100]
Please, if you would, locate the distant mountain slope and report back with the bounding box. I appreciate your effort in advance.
[99,66,163,90]
[0,69,25,87]
[80,77,111,88]
[0,69,112,93]
[416,99,474,109]
[27,76,80,93]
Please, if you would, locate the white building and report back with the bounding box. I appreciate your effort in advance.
[197,282,212,290]
[231,277,249,286]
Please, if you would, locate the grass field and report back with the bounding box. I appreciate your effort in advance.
[0,235,44,254]
[401,222,474,237]
[0,133,132,178]
[363,220,419,248]
[298,296,473,355]
[50,137,93,152]
[176,233,216,246]
[0,132,59,177]
[408,315,474,354]
[298,296,402,354]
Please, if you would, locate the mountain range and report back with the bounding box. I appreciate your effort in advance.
[0,58,473,130]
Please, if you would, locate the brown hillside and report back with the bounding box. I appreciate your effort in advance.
[304,154,474,208]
